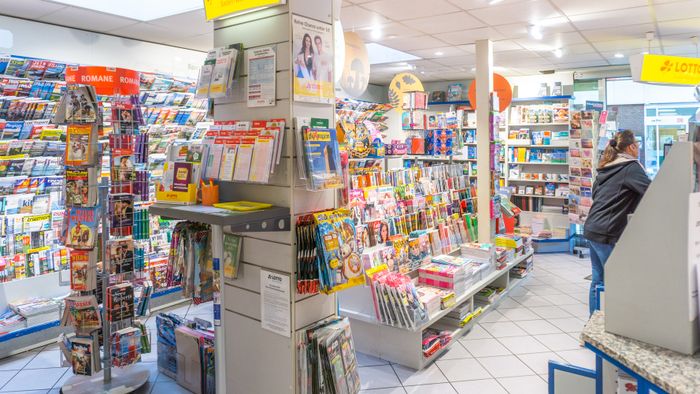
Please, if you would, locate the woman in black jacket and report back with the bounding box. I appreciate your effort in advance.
[583,130,651,315]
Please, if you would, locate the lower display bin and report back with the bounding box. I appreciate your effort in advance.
[532,236,574,254]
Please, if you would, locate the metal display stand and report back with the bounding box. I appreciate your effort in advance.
[62,178,149,393]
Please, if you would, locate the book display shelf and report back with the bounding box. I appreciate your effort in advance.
[502,96,574,242]
[337,55,536,370]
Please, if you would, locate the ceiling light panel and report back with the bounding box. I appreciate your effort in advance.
[365,43,422,64]
[551,0,648,17]
[405,12,485,34]
[468,0,562,25]
[340,5,391,29]
[362,0,460,21]
[47,0,202,21]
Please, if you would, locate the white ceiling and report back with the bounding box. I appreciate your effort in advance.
[0,0,212,51]
[1,0,699,84]
[342,0,700,83]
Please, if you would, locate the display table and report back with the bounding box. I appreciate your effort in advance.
[582,311,700,394]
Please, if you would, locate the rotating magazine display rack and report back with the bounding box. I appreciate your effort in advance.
[148,1,342,393]
[55,80,152,393]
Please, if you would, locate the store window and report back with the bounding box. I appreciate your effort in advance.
[606,77,700,177]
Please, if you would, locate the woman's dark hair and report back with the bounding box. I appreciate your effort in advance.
[598,129,636,169]
[300,33,314,55]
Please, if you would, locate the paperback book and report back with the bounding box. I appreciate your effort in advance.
[65,167,98,207]
[62,295,101,332]
[110,194,134,237]
[65,124,96,166]
[106,283,134,322]
[71,335,101,376]
[108,239,135,275]
[66,206,98,250]
[69,249,97,291]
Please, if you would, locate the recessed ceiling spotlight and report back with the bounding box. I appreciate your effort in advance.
[553,48,563,58]
[614,53,624,58]
[397,62,408,66]
[489,0,504,4]
[371,27,382,40]
[529,25,543,40]
[434,51,444,56]
[471,67,476,71]
[420,71,425,74]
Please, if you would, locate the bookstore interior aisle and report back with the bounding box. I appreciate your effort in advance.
[0,252,591,394]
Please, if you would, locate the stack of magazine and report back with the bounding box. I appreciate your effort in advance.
[195,45,241,99]
[297,317,361,394]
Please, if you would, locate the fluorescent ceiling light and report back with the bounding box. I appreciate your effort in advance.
[489,0,504,4]
[47,0,203,21]
[371,27,382,40]
[529,25,543,40]
[614,53,624,58]
[553,48,563,58]
[434,51,444,56]
[366,43,421,65]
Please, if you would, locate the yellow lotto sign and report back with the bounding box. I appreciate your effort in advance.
[204,0,286,20]
[632,54,700,86]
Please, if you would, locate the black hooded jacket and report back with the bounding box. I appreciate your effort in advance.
[583,158,651,245]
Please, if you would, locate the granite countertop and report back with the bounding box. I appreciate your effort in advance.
[582,311,700,394]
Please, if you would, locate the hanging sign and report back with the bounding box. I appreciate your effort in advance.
[65,66,140,96]
[388,72,424,109]
[204,0,286,21]
[467,73,512,112]
[631,54,700,86]
[340,32,370,97]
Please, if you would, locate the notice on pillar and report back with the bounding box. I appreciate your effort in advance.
[247,46,276,107]
[260,269,291,337]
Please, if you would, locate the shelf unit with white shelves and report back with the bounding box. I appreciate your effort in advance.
[503,96,572,216]
[339,250,533,370]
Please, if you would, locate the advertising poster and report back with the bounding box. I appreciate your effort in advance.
[247,46,276,107]
[292,14,334,104]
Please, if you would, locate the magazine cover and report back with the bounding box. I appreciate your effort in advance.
[107,283,134,322]
[110,194,134,237]
[66,296,101,331]
[66,206,98,249]
[70,250,95,291]
[65,168,95,207]
[222,233,242,280]
[65,124,94,166]
[109,239,134,275]
[71,339,93,376]
[65,85,97,123]
[303,128,342,190]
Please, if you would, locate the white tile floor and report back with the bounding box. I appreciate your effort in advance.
[0,253,595,394]
[356,253,597,394]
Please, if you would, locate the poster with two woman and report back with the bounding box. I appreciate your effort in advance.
[292,14,334,104]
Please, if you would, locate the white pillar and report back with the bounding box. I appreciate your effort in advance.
[475,39,493,243]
